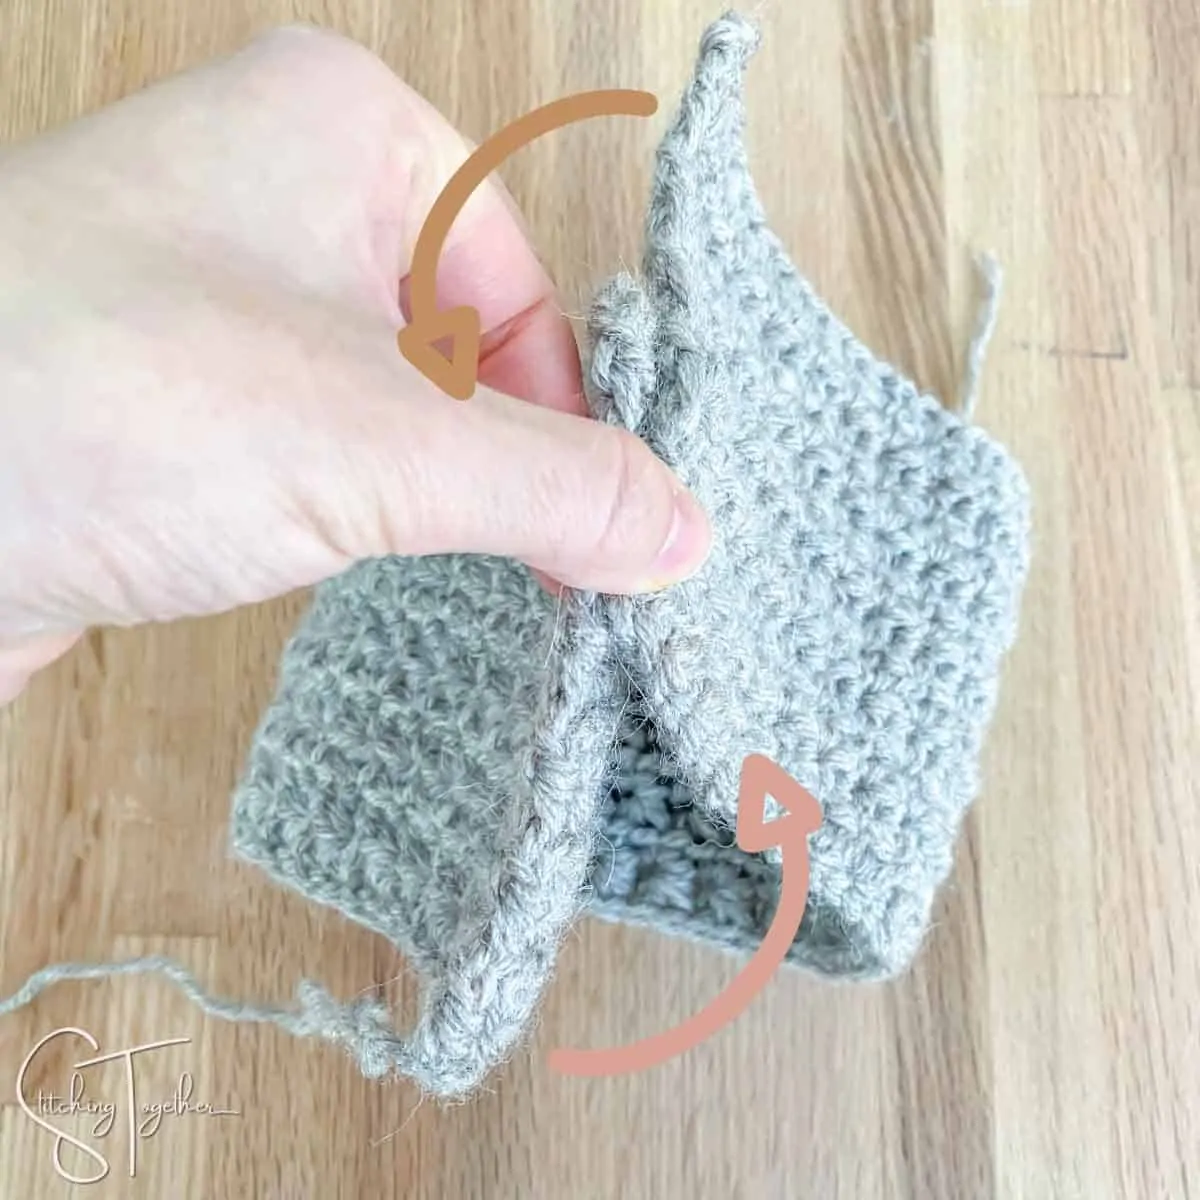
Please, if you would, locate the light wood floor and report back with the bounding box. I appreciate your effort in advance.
[1,1,1197,1196]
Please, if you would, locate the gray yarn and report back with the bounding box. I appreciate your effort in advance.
[230,558,625,1096]
[0,958,400,1070]
[580,20,1028,980]
[0,13,1031,1100]
[960,253,1004,419]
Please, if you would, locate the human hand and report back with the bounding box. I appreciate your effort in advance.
[0,25,712,704]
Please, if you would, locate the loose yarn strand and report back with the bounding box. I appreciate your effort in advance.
[960,252,1004,421]
[0,956,402,1077]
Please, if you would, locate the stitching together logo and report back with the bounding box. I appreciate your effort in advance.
[15,1026,240,1184]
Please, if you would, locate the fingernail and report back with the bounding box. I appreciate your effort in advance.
[639,487,712,593]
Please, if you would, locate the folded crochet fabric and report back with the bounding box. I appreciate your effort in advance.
[223,13,1030,1097]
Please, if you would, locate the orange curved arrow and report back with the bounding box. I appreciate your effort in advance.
[397,89,659,401]
[550,753,822,1077]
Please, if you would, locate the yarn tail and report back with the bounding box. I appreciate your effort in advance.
[0,956,399,1074]
[960,252,1004,421]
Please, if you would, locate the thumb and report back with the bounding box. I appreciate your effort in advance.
[330,373,712,596]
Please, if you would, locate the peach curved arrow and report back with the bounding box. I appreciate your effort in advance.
[398,88,659,401]
[549,753,823,1077]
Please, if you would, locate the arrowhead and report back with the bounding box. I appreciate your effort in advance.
[397,306,483,401]
[735,753,823,854]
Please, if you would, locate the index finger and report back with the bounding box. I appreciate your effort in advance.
[388,86,587,417]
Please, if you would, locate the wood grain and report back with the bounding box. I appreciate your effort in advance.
[1,1,1197,1196]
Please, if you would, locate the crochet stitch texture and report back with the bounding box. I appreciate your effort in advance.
[230,12,1031,1098]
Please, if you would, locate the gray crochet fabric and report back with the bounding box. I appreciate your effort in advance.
[230,12,1031,1098]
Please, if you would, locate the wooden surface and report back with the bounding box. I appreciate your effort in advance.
[1,1,1197,1196]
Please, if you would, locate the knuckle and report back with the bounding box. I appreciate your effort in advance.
[246,23,334,60]
[250,23,340,52]
[244,24,385,82]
